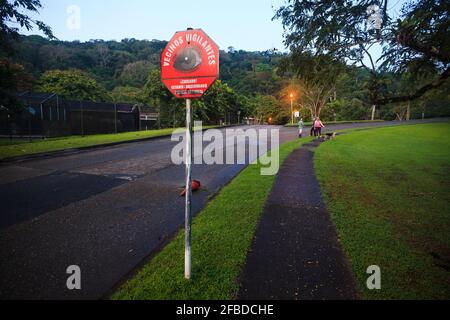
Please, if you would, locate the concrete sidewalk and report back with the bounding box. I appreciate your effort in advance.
[238,140,360,300]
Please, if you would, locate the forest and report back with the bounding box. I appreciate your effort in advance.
[1,0,449,128]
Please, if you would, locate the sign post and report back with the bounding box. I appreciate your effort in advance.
[184,98,193,280]
[161,28,219,280]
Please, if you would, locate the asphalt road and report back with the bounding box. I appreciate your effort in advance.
[0,120,439,299]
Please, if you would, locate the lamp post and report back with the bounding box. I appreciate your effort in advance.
[290,93,294,125]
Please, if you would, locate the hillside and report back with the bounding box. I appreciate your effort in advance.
[11,35,283,97]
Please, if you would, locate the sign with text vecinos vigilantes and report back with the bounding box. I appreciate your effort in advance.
[161,29,219,99]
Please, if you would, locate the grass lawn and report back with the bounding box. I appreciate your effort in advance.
[0,138,31,147]
[0,126,215,161]
[315,122,450,299]
[112,136,314,300]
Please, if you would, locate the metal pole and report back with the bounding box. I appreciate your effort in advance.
[291,99,294,124]
[185,98,193,280]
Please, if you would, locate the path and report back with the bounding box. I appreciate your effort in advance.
[238,139,360,300]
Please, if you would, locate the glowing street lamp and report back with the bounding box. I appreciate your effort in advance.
[290,93,294,124]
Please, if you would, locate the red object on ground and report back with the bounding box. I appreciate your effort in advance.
[180,180,201,197]
[161,29,219,99]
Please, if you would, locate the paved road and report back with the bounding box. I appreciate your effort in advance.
[0,120,439,299]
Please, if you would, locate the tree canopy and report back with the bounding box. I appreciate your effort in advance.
[275,0,450,105]
[0,0,54,52]
[37,69,110,102]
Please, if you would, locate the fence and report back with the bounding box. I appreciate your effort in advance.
[0,92,159,137]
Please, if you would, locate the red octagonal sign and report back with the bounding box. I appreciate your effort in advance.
[161,29,219,99]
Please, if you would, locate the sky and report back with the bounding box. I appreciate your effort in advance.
[20,0,287,52]
[19,0,409,66]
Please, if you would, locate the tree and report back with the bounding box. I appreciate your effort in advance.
[278,53,345,118]
[247,95,288,125]
[36,69,110,101]
[0,0,54,52]
[96,44,110,68]
[0,0,53,112]
[274,0,450,106]
[194,80,242,125]
[142,69,181,128]
[379,0,450,104]
[111,86,143,104]
[142,69,243,127]
[322,98,368,121]
[119,61,153,87]
[0,58,33,113]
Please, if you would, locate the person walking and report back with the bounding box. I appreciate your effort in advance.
[298,118,305,138]
[310,118,316,137]
[314,117,325,137]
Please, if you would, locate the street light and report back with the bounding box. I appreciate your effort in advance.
[290,93,294,125]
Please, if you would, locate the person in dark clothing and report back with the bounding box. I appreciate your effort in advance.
[310,118,317,137]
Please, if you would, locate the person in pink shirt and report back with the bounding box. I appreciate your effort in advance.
[314,117,325,137]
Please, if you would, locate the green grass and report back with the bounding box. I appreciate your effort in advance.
[315,122,450,299]
[285,120,385,127]
[0,126,215,160]
[0,138,32,147]
[112,137,313,300]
